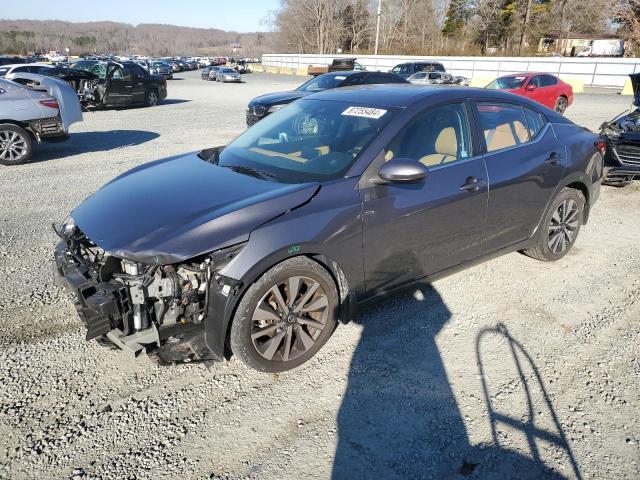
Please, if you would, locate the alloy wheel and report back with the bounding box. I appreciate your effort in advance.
[148,91,158,106]
[548,199,579,254]
[251,276,329,362]
[0,130,27,162]
[555,97,568,114]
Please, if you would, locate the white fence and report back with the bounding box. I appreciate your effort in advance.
[262,53,640,88]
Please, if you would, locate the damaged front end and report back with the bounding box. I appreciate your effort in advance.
[78,78,108,108]
[53,220,243,363]
[599,73,640,184]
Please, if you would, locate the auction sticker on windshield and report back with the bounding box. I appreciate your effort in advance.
[342,106,387,119]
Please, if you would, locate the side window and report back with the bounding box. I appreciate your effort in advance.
[428,72,440,80]
[412,72,427,80]
[385,103,472,167]
[344,74,366,86]
[541,75,558,87]
[476,103,530,153]
[111,67,123,80]
[435,63,446,72]
[528,76,542,88]
[391,65,402,74]
[366,73,391,84]
[121,67,133,82]
[400,64,411,75]
[524,108,545,139]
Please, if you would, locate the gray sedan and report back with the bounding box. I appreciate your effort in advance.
[215,67,241,83]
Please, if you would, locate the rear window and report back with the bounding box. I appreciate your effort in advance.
[524,108,545,139]
[540,75,558,87]
[476,103,530,153]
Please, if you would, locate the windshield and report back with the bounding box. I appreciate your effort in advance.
[296,75,346,93]
[87,63,108,78]
[218,99,397,183]
[486,76,527,89]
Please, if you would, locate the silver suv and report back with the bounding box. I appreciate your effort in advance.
[0,74,82,165]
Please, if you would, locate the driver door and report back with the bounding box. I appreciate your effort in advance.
[360,102,488,294]
[106,66,133,106]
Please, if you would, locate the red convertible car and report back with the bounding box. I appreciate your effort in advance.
[486,73,574,114]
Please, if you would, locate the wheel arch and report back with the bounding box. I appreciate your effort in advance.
[207,250,353,360]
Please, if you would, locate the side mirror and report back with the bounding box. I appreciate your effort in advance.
[525,84,537,92]
[378,158,428,183]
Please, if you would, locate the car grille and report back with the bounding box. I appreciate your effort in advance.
[247,104,266,116]
[612,144,640,166]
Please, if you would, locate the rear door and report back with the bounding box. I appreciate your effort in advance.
[128,65,147,104]
[474,102,565,253]
[361,101,488,292]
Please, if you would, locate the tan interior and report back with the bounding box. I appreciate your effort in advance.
[484,121,529,152]
[419,127,458,166]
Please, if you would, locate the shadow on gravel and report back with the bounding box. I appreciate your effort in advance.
[333,286,581,480]
[32,130,160,162]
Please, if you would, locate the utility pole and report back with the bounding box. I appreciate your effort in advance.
[374,0,382,55]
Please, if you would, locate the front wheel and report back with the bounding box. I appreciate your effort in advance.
[230,257,339,372]
[523,187,585,261]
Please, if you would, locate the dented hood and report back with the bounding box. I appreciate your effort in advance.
[72,153,319,264]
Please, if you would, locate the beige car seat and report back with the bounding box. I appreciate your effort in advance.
[484,121,529,152]
[419,127,458,166]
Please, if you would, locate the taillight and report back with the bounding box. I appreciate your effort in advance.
[595,140,606,155]
[39,98,59,109]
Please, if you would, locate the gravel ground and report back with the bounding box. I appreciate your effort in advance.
[0,71,639,480]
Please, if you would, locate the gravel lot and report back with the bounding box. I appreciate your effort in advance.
[0,70,639,480]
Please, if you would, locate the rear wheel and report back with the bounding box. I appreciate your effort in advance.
[523,187,585,261]
[555,96,569,114]
[145,89,159,107]
[230,257,339,372]
[0,124,34,166]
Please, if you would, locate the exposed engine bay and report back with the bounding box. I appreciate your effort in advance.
[601,108,640,135]
[53,222,241,362]
[77,78,108,107]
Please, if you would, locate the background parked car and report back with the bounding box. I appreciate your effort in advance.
[148,61,173,79]
[0,56,27,66]
[0,74,82,165]
[391,61,446,79]
[215,67,241,83]
[485,73,574,114]
[80,61,167,108]
[246,70,408,125]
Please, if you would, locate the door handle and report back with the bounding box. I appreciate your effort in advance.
[546,152,563,165]
[459,177,485,192]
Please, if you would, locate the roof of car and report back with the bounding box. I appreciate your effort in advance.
[304,83,533,108]
[1,63,53,69]
[498,72,558,78]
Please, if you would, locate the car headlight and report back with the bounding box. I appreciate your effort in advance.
[61,216,76,236]
[268,104,286,113]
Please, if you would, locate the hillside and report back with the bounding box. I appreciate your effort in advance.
[0,19,277,56]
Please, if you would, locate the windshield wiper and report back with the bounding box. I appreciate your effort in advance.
[223,164,277,181]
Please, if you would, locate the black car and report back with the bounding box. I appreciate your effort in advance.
[599,73,640,186]
[78,61,167,108]
[0,56,27,66]
[246,71,407,126]
[54,85,603,372]
[391,61,446,79]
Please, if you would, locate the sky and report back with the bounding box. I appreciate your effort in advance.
[2,0,281,32]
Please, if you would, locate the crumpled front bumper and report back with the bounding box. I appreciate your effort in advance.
[53,241,131,341]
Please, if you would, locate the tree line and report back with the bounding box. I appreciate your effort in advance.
[273,0,640,56]
[0,20,277,57]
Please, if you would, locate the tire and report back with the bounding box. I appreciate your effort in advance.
[145,89,159,107]
[555,96,569,114]
[0,123,34,166]
[230,256,339,372]
[523,187,585,262]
